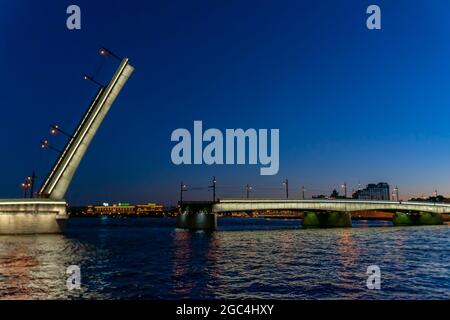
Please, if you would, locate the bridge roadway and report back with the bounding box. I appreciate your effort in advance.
[213,199,450,214]
[177,199,448,230]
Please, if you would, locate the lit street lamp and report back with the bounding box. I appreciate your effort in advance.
[50,124,73,139]
[27,172,36,198]
[21,182,28,198]
[246,184,252,199]
[180,182,188,206]
[20,178,32,198]
[83,74,104,88]
[99,47,122,61]
[209,176,217,202]
[40,140,62,153]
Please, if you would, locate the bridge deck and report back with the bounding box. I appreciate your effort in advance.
[213,199,450,214]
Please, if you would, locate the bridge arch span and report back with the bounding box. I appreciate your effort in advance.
[212,199,446,227]
[213,199,450,215]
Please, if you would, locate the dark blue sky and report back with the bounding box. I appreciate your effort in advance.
[1,0,450,205]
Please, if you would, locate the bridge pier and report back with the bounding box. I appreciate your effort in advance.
[392,211,443,226]
[176,212,217,231]
[0,199,67,234]
[302,211,352,228]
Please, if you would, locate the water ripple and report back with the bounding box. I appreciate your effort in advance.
[0,218,448,299]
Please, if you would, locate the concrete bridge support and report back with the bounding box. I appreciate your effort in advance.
[0,199,67,234]
[392,211,443,226]
[302,211,352,228]
[176,212,217,231]
[176,201,217,231]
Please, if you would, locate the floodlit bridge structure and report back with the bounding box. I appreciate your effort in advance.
[0,51,134,234]
[177,199,449,230]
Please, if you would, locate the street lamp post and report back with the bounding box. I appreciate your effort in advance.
[246,184,252,199]
[180,182,188,206]
[99,47,123,62]
[283,179,289,199]
[83,74,104,88]
[28,172,36,198]
[301,185,305,200]
[21,182,27,198]
[40,140,62,153]
[50,125,73,139]
[21,178,31,198]
[209,176,217,202]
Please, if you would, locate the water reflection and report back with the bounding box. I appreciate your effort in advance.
[171,230,194,296]
[171,229,221,299]
[337,228,358,268]
[0,218,448,300]
[0,235,90,299]
[0,241,39,299]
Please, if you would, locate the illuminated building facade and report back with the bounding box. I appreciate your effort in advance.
[79,203,164,216]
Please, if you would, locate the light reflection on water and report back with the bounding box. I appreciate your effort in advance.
[0,217,449,300]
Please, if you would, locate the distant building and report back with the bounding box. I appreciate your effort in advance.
[352,183,390,201]
[71,203,165,216]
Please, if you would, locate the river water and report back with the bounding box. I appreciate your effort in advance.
[0,217,448,300]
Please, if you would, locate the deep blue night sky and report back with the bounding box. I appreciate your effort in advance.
[2,1,450,205]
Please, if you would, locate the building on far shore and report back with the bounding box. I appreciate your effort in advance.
[69,203,165,217]
[352,182,390,201]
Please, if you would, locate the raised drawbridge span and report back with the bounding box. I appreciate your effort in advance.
[0,52,134,234]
